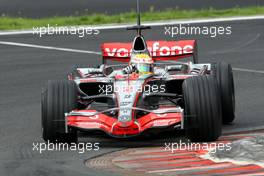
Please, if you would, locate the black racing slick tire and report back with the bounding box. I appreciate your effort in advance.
[183,76,222,142]
[41,80,78,143]
[212,62,235,124]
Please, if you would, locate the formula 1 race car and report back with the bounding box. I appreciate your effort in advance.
[41,1,235,143]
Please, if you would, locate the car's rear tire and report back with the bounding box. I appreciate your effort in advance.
[212,62,235,124]
[41,80,78,143]
[183,76,222,142]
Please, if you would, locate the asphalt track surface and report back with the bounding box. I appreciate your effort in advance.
[0,0,264,18]
[0,19,264,175]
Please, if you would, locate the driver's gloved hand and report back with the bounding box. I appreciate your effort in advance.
[122,64,137,74]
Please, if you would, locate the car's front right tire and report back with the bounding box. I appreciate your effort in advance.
[41,80,78,143]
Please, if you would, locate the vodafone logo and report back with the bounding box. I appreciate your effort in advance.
[104,48,129,57]
[104,41,194,57]
[150,42,193,56]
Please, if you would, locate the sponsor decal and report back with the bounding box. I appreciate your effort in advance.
[120,102,132,106]
[104,41,193,57]
[124,95,131,99]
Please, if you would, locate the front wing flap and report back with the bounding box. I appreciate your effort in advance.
[66,108,183,137]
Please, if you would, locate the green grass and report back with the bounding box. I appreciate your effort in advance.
[0,6,264,30]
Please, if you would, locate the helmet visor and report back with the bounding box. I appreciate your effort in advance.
[136,63,151,73]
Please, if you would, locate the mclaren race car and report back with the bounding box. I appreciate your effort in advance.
[41,1,235,143]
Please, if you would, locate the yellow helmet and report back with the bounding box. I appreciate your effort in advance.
[130,53,154,74]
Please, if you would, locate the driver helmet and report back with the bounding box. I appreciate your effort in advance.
[130,53,154,74]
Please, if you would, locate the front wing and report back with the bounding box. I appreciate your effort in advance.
[66,108,184,137]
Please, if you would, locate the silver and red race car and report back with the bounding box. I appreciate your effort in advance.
[41,1,235,143]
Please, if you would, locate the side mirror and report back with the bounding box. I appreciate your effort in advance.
[165,64,188,73]
[102,66,114,76]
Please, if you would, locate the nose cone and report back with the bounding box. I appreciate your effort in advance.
[118,120,134,127]
[118,115,133,124]
[111,121,140,136]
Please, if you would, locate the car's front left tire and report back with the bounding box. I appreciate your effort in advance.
[183,76,222,142]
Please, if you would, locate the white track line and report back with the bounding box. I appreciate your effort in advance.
[1,40,264,75]
[223,126,264,135]
[0,15,264,36]
[233,67,264,74]
[0,41,101,55]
